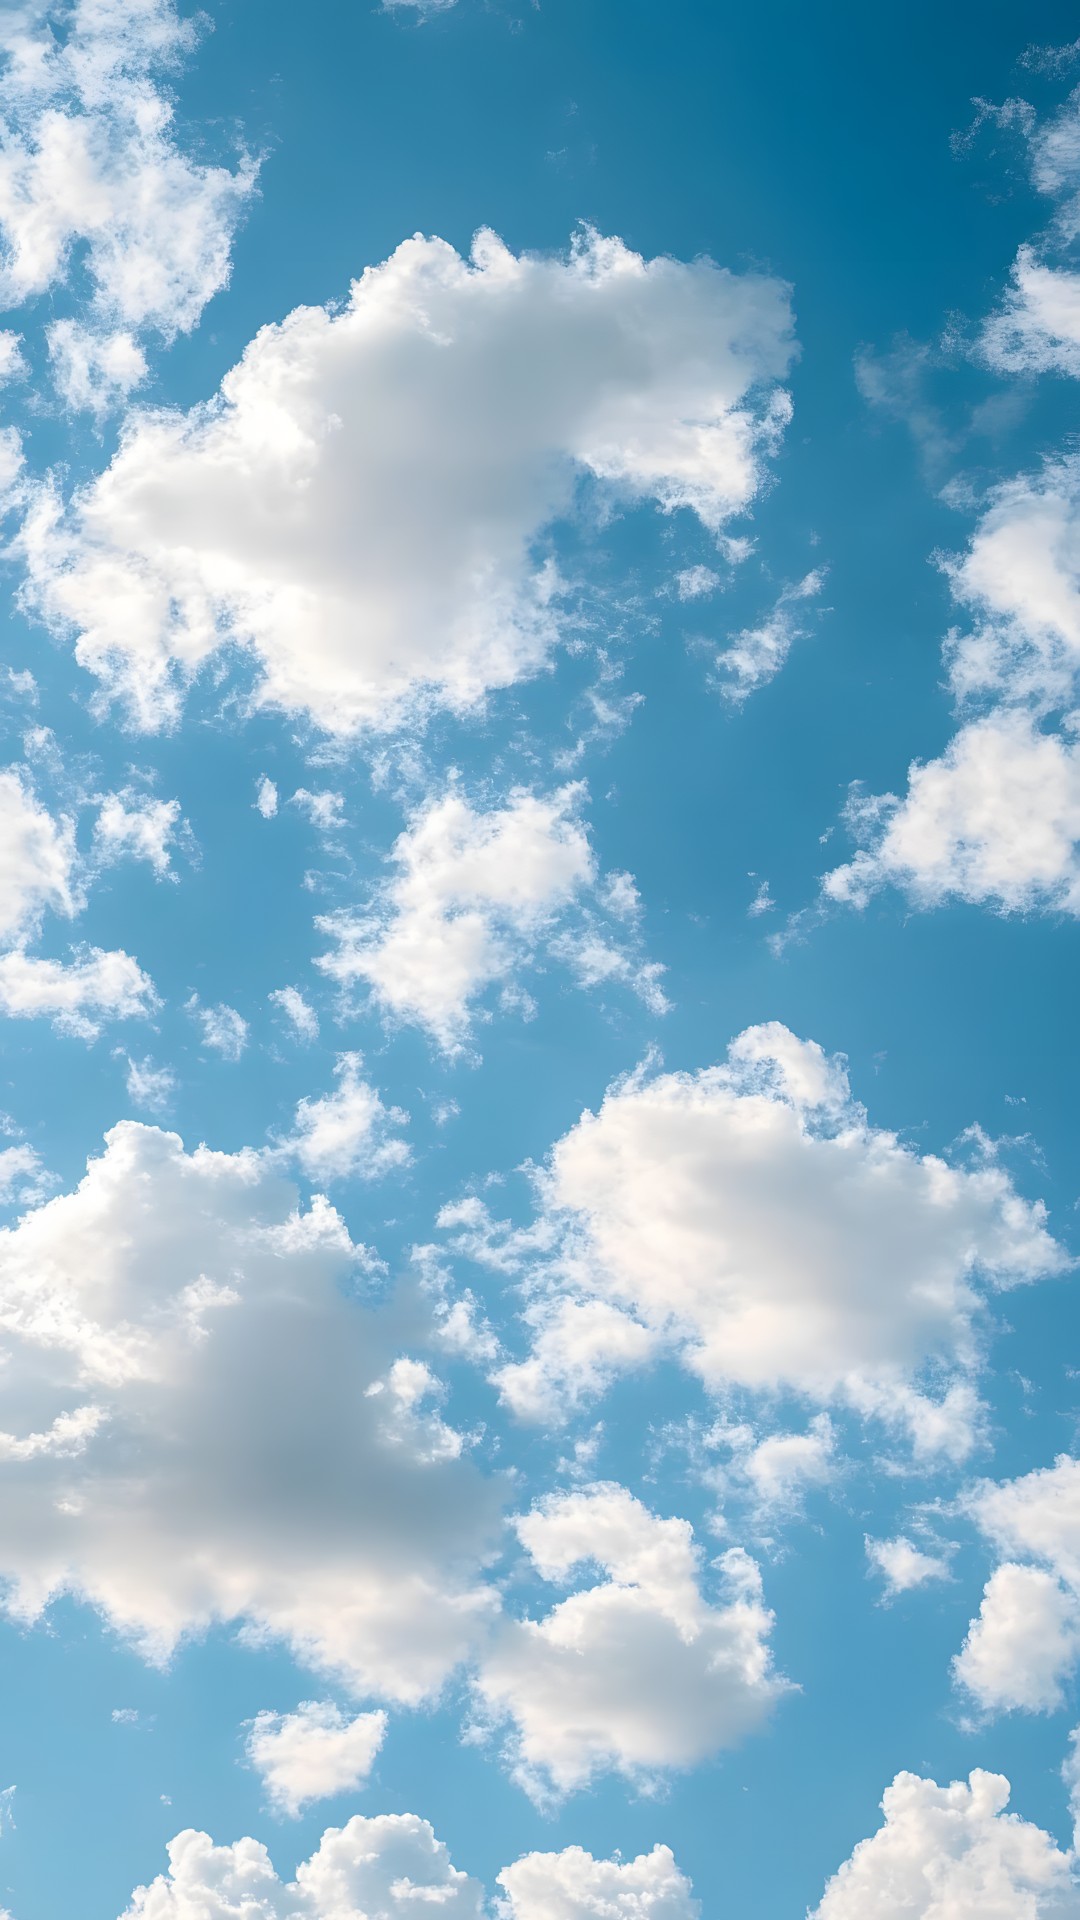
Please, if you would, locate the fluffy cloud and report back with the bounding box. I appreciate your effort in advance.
[0,1121,504,1699]
[982,248,1080,378]
[810,1769,1080,1919]
[0,765,78,939]
[0,0,255,353]
[282,1055,410,1183]
[865,1535,952,1598]
[942,463,1080,713]
[821,462,1080,915]
[497,1845,698,1920]
[317,784,662,1050]
[445,1025,1064,1448]
[187,997,248,1061]
[472,1483,786,1800]
[123,1814,484,1919]
[955,1456,1080,1715]
[0,1141,51,1207]
[954,1562,1080,1713]
[122,1817,695,1920]
[93,787,184,877]
[823,713,1080,913]
[0,943,156,1035]
[17,227,793,731]
[245,1701,388,1817]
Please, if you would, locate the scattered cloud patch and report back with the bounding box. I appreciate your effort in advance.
[268,986,318,1042]
[187,998,248,1062]
[317,784,663,1052]
[865,1535,952,1598]
[0,0,256,396]
[714,568,827,702]
[473,1483,786,1801]
[282,1055,410,1184]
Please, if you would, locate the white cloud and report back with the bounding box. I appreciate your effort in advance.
[255,777,278,820]
[0,1142,50,1207]
[0,1120,503,1699]
[0,944,156,1036]
[187,997,248,1062]
[245,1701,387,1817]
[498,1845,698,1920]
[47,319,147,415]
[269,986,318,1041]
[473,1483,786,1801]
[0,330,25,384]
[943,462,1080,712]
[714,567,826,702]
[291,789,346,836]
[954,1456,1080,1714]
[954,1562,1080,1713]
[865,1535,952,1597]
[820,461,1080,916]
[0,765,78,940]
[982,248,1080,378]
[0,0,255,348]
[673,564,721,600]
[283,1055,410,1183]
[823,713,1080,913]
[17,227,793,731]
[737,1415,837,1510]
[115,1051,175,1112]
[93,787,183,877]
[446,1024,1064,1449]
[317,784,661,1051]
[810,1769,1080,1919]
[123,1814,484,1919]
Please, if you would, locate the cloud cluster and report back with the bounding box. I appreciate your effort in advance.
[0,763,159,1033]
[823,459,1080,914]
[445,1024,1064,1452]
[123,1818,695,1920]
[810,1769,1080,1918]
[0,0,256,409]
[316,784,664,1051]
[473,1482,785,1800]
[955,1455,1080,1714]
[0,1120,504,1700]
[18,227,793,730]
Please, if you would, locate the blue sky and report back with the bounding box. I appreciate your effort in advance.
[2,1,1080,1917]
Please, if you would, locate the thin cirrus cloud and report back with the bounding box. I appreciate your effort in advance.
[442,1023,1065,1453]
[315,783,665,1054]
[14,227,794,732]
